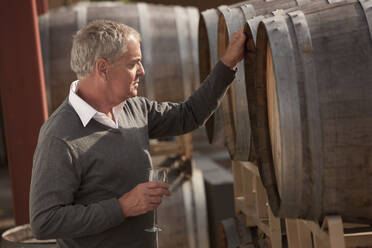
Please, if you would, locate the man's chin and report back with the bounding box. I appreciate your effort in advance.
[129,91,137,98]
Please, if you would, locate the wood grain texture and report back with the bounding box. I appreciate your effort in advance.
[266,46,282,200]
[254,0,372,222]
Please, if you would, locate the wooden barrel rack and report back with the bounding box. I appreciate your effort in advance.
[232,160,284,248]
[231,160,372,248]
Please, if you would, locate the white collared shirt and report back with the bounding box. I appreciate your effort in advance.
[68,80,124,129]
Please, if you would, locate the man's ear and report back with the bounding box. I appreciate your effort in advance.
[95,58,109,80]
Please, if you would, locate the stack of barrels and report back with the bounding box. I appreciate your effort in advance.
[199,0,372,223]
[38,1,200,114]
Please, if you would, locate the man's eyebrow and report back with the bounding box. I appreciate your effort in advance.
[130,57,142,62]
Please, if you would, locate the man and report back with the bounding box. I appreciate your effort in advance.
[30,20,245,248]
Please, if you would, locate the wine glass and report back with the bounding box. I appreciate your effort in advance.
[145,167,168,233]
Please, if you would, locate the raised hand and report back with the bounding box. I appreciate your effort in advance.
[220,28,246,69]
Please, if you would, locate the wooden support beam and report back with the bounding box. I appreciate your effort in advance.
[232,160,283,247]
[286,219,312,248]
[324,216,346,248]
[0,0,48,225]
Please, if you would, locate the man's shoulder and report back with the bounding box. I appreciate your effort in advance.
[125,96,147,105]
[124,96,149,114]
[39,100,81,141]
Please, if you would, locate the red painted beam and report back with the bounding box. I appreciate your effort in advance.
[0,0,48,225]
[36,0,48,15]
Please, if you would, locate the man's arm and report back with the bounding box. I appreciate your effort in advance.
[30,135,125,239]
[146,29,246,139]
[146,60,236,138]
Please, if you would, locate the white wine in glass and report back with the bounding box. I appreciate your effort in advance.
[145,167,168,233]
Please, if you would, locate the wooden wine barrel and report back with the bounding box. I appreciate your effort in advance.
[1,224,56,248]
[38,2,199,114]
[253,0,372,222]
[157,167,209,248]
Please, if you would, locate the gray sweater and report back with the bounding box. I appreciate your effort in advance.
[30,61,235,248]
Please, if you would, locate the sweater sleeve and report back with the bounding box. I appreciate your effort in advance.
[147,60,236,139]
[30,135,125,240]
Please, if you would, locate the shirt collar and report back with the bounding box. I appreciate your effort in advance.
[68,80,97,127]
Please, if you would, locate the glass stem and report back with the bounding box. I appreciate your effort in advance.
[154,209,157,227]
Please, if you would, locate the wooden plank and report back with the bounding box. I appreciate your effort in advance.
[288,217,372,248]
[345,231,372,247]
[286,219,301,248]
[296,220,313,248]
[255,174,268,220]
[302,220,330,244]
[242,164,255,210]
[325,216,346,248]
[233,160,256,227]
[235,196,245,214]
[286,219,312,248]
[267,205,282,248]
[232,160,244,199]
[241,161,260,177]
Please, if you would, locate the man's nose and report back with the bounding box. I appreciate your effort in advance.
[138,62,145,76]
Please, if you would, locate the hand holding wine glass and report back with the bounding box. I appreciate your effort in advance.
[145,167,168,232]
[117,171,170,218]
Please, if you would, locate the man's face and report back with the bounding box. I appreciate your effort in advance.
[106,36,145,104]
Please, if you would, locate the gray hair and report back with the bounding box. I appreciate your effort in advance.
[70,19,141,79]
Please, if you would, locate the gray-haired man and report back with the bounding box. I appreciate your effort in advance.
[30,19,245,248]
